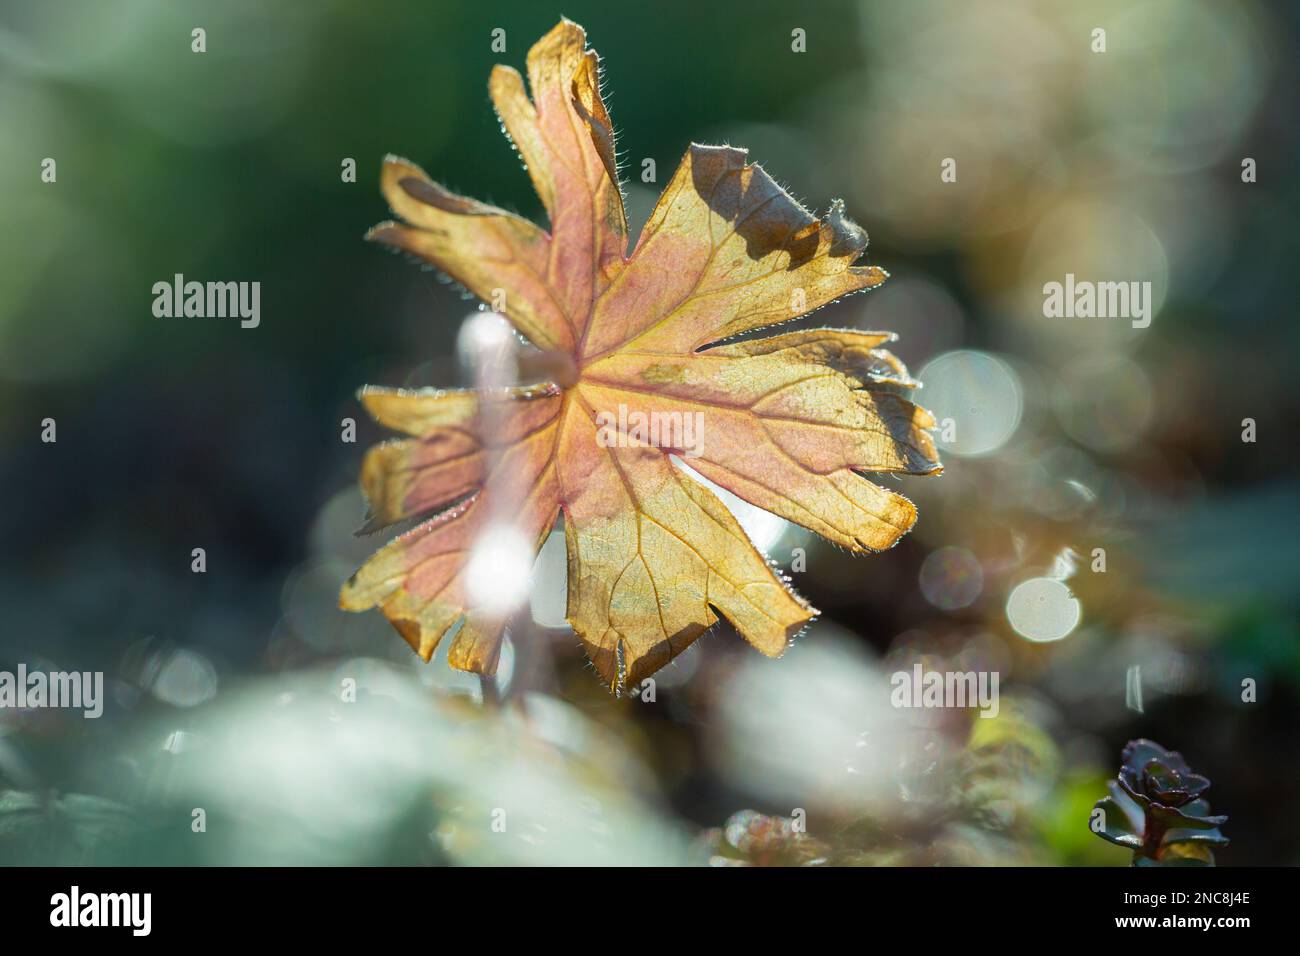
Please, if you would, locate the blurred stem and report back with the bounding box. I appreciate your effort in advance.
[517,349,578,388]
[478,672,500,708]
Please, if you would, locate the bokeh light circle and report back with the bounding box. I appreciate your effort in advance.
[1053,353,1155,452]
[1006,578,1081,643]
[919,547,984,610]
[916,350,1023,457]
[466,525,533,616]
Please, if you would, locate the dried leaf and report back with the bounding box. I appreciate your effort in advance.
[342,19,941,693]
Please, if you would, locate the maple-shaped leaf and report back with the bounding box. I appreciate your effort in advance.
[341,19,942,693]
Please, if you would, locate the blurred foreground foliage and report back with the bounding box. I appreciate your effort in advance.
[1,665,1079,866]
[704,702,1069,866]
[2,664,690,865]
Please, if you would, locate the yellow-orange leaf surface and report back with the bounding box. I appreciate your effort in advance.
[341,19,942,693]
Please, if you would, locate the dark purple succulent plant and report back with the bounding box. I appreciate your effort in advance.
[1092,739,1228,866]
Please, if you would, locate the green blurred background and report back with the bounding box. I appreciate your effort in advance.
[1,0,1297,865]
